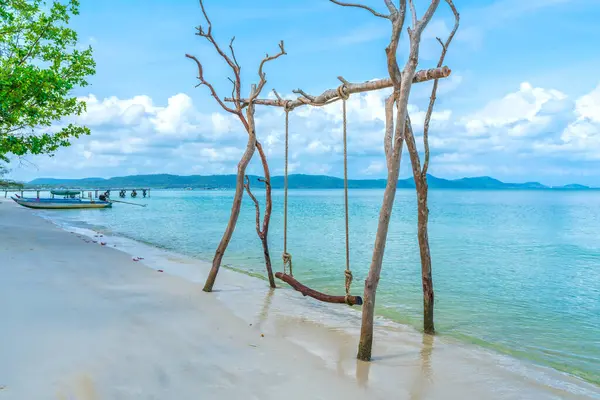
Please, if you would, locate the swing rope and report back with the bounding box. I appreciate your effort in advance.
[281,88,354,305]
[282,101,293,276]
[337,84,353,305]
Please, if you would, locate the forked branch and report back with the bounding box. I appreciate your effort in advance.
[422,0,459,176]
[187,0,286,131]
[185,53,238,115]
[195,0,239,78]
[329,0,390,19]
[251,41,286,102]
[407,0,440,38]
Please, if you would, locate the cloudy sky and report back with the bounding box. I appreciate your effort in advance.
[7,0,600,185]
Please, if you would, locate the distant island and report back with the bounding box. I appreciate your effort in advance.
[24,174,594,190]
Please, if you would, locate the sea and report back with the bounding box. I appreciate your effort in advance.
[30,188,600,386]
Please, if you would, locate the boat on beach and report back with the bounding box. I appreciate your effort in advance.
[11,196,112,209]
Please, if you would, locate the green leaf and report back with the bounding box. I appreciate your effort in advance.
[0,0,95,161]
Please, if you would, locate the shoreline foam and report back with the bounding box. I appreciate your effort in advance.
[2,198,599,399]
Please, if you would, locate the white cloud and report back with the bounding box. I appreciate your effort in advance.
[9,80,600,187]
[574,84,600,123]
[363,161,385,175]
[461,82,568,137]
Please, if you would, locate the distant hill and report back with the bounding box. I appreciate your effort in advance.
[26,173,593,190]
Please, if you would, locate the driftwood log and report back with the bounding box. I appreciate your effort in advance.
[224,66,450,110]
[275,272,363,306]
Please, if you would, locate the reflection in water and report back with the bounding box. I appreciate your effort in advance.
[409,333,435,400]
[356,359,371,388]
[255,288,275,331]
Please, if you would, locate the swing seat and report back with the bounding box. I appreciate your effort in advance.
[275,272,363,306]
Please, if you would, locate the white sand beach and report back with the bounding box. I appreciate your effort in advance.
[1,197,599,400]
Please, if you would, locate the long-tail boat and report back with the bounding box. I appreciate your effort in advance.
[11,196,112,209]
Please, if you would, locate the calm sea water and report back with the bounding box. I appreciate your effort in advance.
[39,189,600,385]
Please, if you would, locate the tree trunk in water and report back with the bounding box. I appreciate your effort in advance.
[203,130,257,292]
[260,233,275,288]
[357,163,401,361]
[255,141,275,288]
[404,121,435,334]
[416,180,434,334]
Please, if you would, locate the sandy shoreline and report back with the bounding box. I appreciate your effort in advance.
[1,198,599,399]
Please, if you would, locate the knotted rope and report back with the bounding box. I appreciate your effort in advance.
[282,100,293,276]
[337,84,353,305]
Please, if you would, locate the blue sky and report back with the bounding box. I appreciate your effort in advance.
[8,0,600,185]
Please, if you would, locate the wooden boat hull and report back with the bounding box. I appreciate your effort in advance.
[11,197,112,209]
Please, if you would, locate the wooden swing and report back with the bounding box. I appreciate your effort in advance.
[276,85,363,306]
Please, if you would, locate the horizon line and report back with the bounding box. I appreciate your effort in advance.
[23,172,594,189]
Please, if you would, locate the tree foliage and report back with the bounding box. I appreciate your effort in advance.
[0,0,95,162]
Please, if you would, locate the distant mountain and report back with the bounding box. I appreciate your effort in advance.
[554,184,589,190]
[26,173,593,190]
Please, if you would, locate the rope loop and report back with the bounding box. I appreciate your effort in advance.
[337,84,350,101]
[344,269,353,305]
[344,269,353,292]
[282,252,293,276]
[283,100,293,113]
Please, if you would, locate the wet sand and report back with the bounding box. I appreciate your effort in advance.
[1,198,599,399]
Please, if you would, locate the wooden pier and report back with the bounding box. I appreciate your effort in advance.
[3,188,151,199]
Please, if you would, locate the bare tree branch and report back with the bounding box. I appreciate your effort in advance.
[250,41,286,103]
[422,0,459,176]
[404,115,421,176]
[383,0,398,14]
[409,0,418,29]
[185,53,239,115]
[225,66,451,109]
[385,0,406,86]
[383,94,395,168]
[244,175,262,237]
[193,0,242,104]
[337,76,350,85]
[292,88,315,101]
[329,0,390,19]
[229,36,242,102]
[412,0,441,38]
[271,89,283,102]
[196,0,213,37]
[229,36,241,71]
[227,76,236,100]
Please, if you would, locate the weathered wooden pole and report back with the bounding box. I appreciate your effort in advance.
[402,0,459,335]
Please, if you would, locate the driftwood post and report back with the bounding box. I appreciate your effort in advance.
[403,0,459,334]
[332,0,442,361]
[186,0,284,292]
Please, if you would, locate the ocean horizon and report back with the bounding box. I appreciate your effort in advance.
[31,188,600,386]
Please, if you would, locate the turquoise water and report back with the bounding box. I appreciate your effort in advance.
[40,189,600,385]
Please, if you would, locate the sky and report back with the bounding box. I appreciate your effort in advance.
[7,0,600,185]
